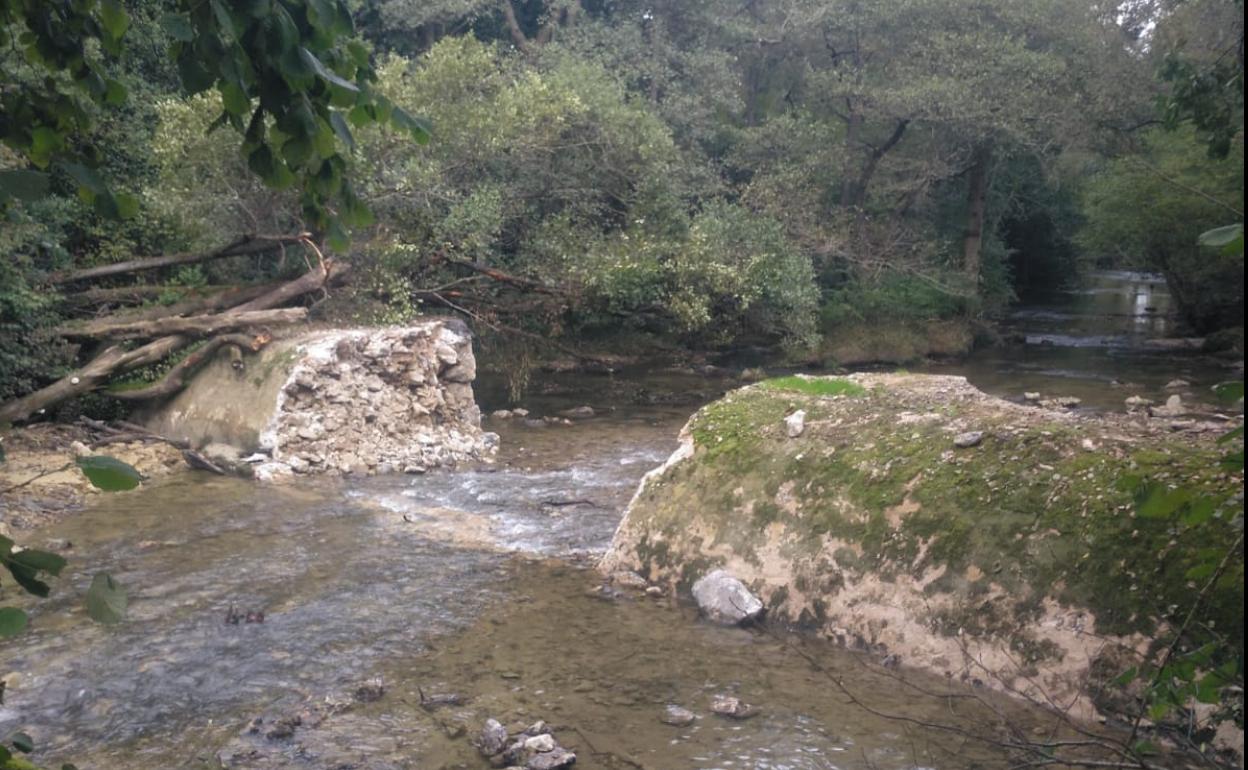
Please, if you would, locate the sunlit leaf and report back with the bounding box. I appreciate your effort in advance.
[75,455,143,491]
[299,48,359,93]
[0,608,28,638]
[85,572,127,624]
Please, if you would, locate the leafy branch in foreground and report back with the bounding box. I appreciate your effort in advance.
[0,453,139,767]
[1,0,431,243]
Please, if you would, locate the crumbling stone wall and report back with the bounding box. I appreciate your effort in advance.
[143,320,495,479]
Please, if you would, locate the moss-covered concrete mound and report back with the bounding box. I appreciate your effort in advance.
[602,373,1243,719]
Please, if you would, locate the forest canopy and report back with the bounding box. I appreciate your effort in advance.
[0,0,1243,416]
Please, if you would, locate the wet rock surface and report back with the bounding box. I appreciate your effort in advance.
[691,569,764,625]
[476,716,575,769]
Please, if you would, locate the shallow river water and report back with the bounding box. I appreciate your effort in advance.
[0,270,1218,769]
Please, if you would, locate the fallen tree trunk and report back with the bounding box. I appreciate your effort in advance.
[46,233,308,285]
[62,281,284,323]
[57,307,307,341]
[0,257,339,424]
[110,333,271,401]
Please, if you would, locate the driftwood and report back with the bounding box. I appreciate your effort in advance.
[110,332,271,401]
[0,255,339,424]
[46,234,308,285]
[57,307,306,341]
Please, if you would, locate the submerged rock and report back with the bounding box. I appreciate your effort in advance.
[660,705,696,726]
[691,569,764,625]
[478,718,509,757]
[710,694,759,719]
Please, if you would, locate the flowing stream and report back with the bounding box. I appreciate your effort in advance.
[0,270,1221,769]
[923,270,1231,409]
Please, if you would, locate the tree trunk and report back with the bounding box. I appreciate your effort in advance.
[501,0,531,52]
[110,333,270,401]
[962,144,992,286]
[842,118,909,209]
[57,307,307,341]
[0,259,339,424]
[45,234,306,285]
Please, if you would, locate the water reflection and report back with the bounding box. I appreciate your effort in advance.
[924,270,1223,409]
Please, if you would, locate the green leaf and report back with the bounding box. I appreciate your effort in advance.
[1112,666,1138,686]
[98,0,130,41]
[85,572,127,624]
[0,608,28,638]
[1135,483,1189,519]
[1132,739,1157,755]
[9,732,33,753]
[221,81,250,118]
[75,455,143,491]
[0,170,51,202]
[1198,223,1244,248]
[161,13,195,42]
[58,162,107,195]
[29,127,64,168]
[114,192,140,220]
[1180,497,1217,526]
[1212,381,1244,403]
[104,78,128,107]
[298,48,359,93]
[210,0,238,40]
[329,111,355,152]
[390,106,431,144]
[8,548,68,575]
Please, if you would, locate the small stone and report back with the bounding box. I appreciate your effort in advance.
[1080,438,1097,451]
[526,748,576,770]
[354,678,385,702]
[1056,396,1081,408]
[1022,392,1041,402]
[478,718,509,757]
[524,734,556,753]
[953,431,983,448]
[512,408,530,417]
[784,409,806,438]
[523,721,550,737]
[265,715,301,740]
[492,409,514,419]
[660,705,696,726]
[692,569,764,625]
[560,405,595,419]
[710,695,759,720]
[1151,394,1186,418]
[608,570,648,590]
[1164,378,1190,390]
[1125,395,1153,411]
[645,585,664,598]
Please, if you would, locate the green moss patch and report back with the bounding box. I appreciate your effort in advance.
[759,376,867,397]
[625,376,1244,653]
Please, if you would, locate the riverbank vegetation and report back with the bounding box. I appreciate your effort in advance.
[1,0,1243,413]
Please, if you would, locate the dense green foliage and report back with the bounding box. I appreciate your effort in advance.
[0,0,1243,401]
[1080,127,1244,331]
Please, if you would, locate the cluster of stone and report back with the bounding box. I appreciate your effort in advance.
[260,322,494,477]
[476,718,576,769]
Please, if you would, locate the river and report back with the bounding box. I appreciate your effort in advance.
[0,270,1226,769]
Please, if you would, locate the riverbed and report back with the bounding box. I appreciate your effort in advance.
[0,270,1233,769]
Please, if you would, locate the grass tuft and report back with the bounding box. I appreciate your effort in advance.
[758,376,866,397]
